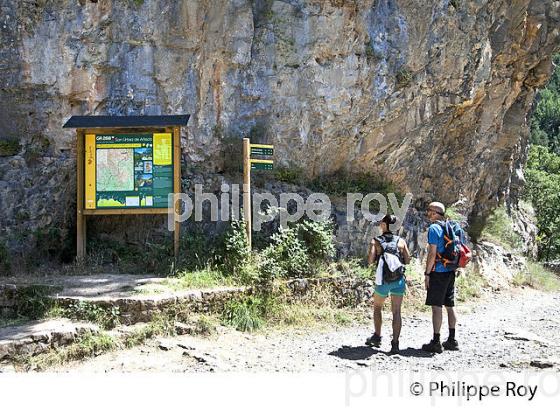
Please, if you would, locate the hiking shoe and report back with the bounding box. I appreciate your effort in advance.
[421,339,443,354]
[442,338,459,351]
[365,333,382,348]
[389,340,400,355]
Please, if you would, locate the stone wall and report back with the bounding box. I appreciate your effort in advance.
[0,276,378,325]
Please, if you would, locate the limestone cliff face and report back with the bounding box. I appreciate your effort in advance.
[0,0,558,255]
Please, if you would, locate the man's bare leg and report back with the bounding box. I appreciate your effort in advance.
[432,306,442,336]
[446,306,456,330]
[442,306,459,350]
[421,306,444,353]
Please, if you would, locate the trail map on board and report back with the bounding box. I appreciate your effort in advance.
[96,149,134,192]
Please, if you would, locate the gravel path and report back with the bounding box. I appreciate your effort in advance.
[55,288,560,373]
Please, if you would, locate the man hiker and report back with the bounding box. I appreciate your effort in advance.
[366,214,411,354]
[422,201,460,353]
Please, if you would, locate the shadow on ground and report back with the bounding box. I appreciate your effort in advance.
[328,345,379,360]
[328,345,435,360]
[395,347,434,358]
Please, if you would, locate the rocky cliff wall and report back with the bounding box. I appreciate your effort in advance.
[0,0,558,259]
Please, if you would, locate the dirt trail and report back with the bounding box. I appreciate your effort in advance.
[55,288,560,373]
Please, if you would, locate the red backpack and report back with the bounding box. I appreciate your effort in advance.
[458,242,472,268]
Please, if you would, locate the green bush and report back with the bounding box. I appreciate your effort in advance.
[449,0,461,9]
[261,227,310,278]
[396,68,413,88]
[309,170,399,198]
[0,137,20,156]
[64,300,120,330]
[274,167,304,185]
[456,269,486,302]
[530,54,560,154]
[523,145,560,260]
[0,241,10,275]
[480,206,523,250]
[15,285,59,320]
[178,225,224,272]
[257,245,287,282]
[445,206,464,222]
[526,53,560,260]
[297,219,335,260]
[256,220,335,280]
[222,219,251,276]
[222,296,266,332]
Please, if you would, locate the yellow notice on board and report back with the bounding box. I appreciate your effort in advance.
[85,134,96,209]
[153,133,172,166]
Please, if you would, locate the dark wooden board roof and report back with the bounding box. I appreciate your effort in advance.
[63,115,190,129]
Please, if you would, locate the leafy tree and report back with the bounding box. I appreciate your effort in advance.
[526,54,560,260]
[530,55,560,154]
[523,146,560,260]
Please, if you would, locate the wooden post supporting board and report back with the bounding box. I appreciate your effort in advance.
[243,138,252,250]
[173,126,181,260]
[76,130,86,261]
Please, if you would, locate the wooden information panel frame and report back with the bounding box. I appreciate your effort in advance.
[67,119,186,262]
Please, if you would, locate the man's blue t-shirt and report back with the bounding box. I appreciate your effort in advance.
[428,223,455,272]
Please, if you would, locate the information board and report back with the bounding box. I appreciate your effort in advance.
[84,133,173,209]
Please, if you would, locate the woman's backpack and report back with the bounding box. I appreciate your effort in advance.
[377,233,405,283]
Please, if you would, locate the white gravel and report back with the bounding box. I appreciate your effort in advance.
[54,287,560,373]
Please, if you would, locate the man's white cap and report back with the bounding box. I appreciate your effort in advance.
[428,202,446,214]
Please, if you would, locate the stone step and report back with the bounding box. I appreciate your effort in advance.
[1,274,375,325]
[0,319,100,361]
[55,286,248,325]
[0,274,249,324]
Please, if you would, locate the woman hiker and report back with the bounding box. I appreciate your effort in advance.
[366,214,411,354]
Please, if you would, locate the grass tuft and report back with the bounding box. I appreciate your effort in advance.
[61,300,120,330]
[456,268,486,302]
[163,268,239,290]
[222,296,265,332]
[480,206,523,250]
[122,314,176,348]
[19,331,116,371]
[512,261,560,291]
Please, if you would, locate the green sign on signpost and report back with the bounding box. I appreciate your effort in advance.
[250,147,274,156]
[251,161,274,170]
[250,144,274,157]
